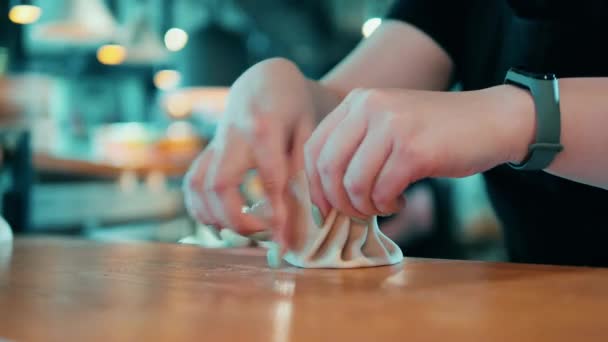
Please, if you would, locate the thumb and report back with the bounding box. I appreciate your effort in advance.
[281,118,314,248]
[252,118,289,246]
[288,117,314,174]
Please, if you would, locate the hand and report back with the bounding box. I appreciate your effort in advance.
[183,58,319,245]
[304,85,534,218]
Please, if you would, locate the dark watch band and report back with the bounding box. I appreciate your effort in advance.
[504,67,563,171]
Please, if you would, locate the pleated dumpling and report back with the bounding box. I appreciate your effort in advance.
[252,171,404,268]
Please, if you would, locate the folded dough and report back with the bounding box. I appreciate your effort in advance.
[250,171,404,269]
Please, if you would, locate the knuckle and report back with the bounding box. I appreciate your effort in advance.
[317,159,338,178]
[210,176,231,193]
[342,88,367,110]
[252,116,270,140]
[345,88,367,106]
[395,142,420,163]
[343,177,365,197]
[357,88,383,110]
[347,87,369,100]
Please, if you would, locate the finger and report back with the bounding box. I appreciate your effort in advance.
[317,112,367,218]
[304,105,348,217]
[183,174,207,224]
[372,142,413,214]
[199,191,221,226]
[204,134,265,232]
[343,126,392,216]
[187,194,216,226]
[282,118,314,248]
[195,152,224,226]
[250,117,289,243]
[209,187,267,234]
[289,117,314,174]
[183,150,218,225]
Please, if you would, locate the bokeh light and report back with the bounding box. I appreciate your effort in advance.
[8,5,42,25]
[164,28,189,52]
[97,44,127,65]
[153,70,181,91]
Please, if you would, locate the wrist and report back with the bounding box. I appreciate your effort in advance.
[308,79,344,123]
[496,84,537,164]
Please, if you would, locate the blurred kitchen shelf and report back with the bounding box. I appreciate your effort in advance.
[31,181,185,231]
[34,152,192,179]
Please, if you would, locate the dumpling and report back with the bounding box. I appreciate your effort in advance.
[182,171,404,269]
[249,171,404,269]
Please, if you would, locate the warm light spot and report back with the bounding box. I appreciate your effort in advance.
[362,17,382,38]
[166,94,192,118]
[97,44,127,65]
[153,69,181,91]
[8,5,42,25]
[164,28,188,52]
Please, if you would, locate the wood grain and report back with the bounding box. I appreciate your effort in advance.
[0,238,607,342]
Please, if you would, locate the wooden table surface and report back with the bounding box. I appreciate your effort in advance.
[1,238,607,342]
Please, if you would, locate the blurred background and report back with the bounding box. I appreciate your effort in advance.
[0,0,505,261]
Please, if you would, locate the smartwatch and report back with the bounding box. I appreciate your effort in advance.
[504,67,563,171]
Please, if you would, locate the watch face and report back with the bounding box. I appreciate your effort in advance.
[510,67,556,80]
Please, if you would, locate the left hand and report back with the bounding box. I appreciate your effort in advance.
[304,85,534,218]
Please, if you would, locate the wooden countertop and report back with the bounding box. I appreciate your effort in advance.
[1,238,607,341]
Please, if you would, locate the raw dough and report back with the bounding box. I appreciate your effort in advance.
[250,171,404,269]
[180,172,404,269]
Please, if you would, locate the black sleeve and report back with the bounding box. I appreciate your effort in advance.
[385,0,471,68]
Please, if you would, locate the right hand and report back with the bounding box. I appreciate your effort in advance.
[183,58,318,246]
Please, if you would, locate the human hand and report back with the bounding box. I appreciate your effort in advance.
[183,58,319,245]
[304,85,534,218]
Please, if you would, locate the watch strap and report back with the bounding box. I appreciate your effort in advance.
[504,68,563,170]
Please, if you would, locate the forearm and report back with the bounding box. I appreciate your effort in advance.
[322,21,452,92]
[307,20,453,121]
[508,78,608,189]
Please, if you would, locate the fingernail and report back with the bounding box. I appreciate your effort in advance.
[267,244,282,268]
[378,205,392,216]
